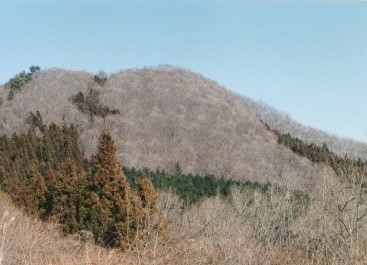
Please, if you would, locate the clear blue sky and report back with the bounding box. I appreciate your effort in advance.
[1,0,367,142]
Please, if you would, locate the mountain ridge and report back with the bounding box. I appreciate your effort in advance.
[0,66,364,191]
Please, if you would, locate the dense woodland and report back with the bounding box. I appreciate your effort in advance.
[0,111,309,249]
[271,127,367,184]
[1,67,367,264]
[0,116,162,249]
[0,66,336,191]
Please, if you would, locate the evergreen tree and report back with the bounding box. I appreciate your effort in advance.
[24,167,47,216]
[88,131,142,248]
[137,176,158,215]
[50,158,84,233]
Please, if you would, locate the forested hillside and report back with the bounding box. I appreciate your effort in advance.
[1,66,367,264]
[246,99,367,160]
[0,66,343,191]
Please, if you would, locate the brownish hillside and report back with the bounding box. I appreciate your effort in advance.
[3,66,367,264]
[245,99,367,160]
[0,66,335,190]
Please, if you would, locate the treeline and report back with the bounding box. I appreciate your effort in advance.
[0,114,160,249]
[271,129,367,182]
[126,166,271,205]
[5,66,41,100]
[124,166,309,218]
[0,112,309,249]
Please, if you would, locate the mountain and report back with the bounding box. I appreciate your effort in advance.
[0,66,364,191]
[3,66,367,264]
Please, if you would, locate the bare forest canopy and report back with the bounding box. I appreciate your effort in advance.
[2,66,367,264]
[0,114,309,249]
[2,66,366,192]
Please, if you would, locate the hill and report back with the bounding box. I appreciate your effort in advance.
[2,66,367,264]
[246,99,367,160]
[0,66,331,190]
[1,66,361,191]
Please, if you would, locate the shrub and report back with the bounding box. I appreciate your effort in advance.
[7,90,14,101]
[93,71,107,86]
[71,89,120,118]
[29,65,41,74]
[6,66,41,100]
[26,111,45,131]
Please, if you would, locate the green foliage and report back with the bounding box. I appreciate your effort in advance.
[6,66,41,100]
[275,132,331,163]
[8,71,29,91]
[71,89,120,119]
[123,167,308,212]
[0,114,310,251]
[271,128,367,182]
[0,121,86,218]
[29,65,41,74]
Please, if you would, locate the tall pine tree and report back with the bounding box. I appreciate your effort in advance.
[88,130,143,248]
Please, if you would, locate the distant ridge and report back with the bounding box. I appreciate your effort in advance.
[245,98,367,159]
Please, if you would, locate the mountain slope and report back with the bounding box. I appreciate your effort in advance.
[0,66,342,190]
[245,99,367,160]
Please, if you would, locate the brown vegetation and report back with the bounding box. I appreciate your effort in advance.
[0,122,162,252]
[71,88,120,119]
[248,99,367,160]
[3,181,367,264]
[1,66,367,264]
[0,66,344,192]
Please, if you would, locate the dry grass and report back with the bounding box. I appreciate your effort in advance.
[0,190,294,265]
[0,191,126,265]
[3,184,367,264]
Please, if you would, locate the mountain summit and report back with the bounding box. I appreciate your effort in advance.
[0,66,365,191]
